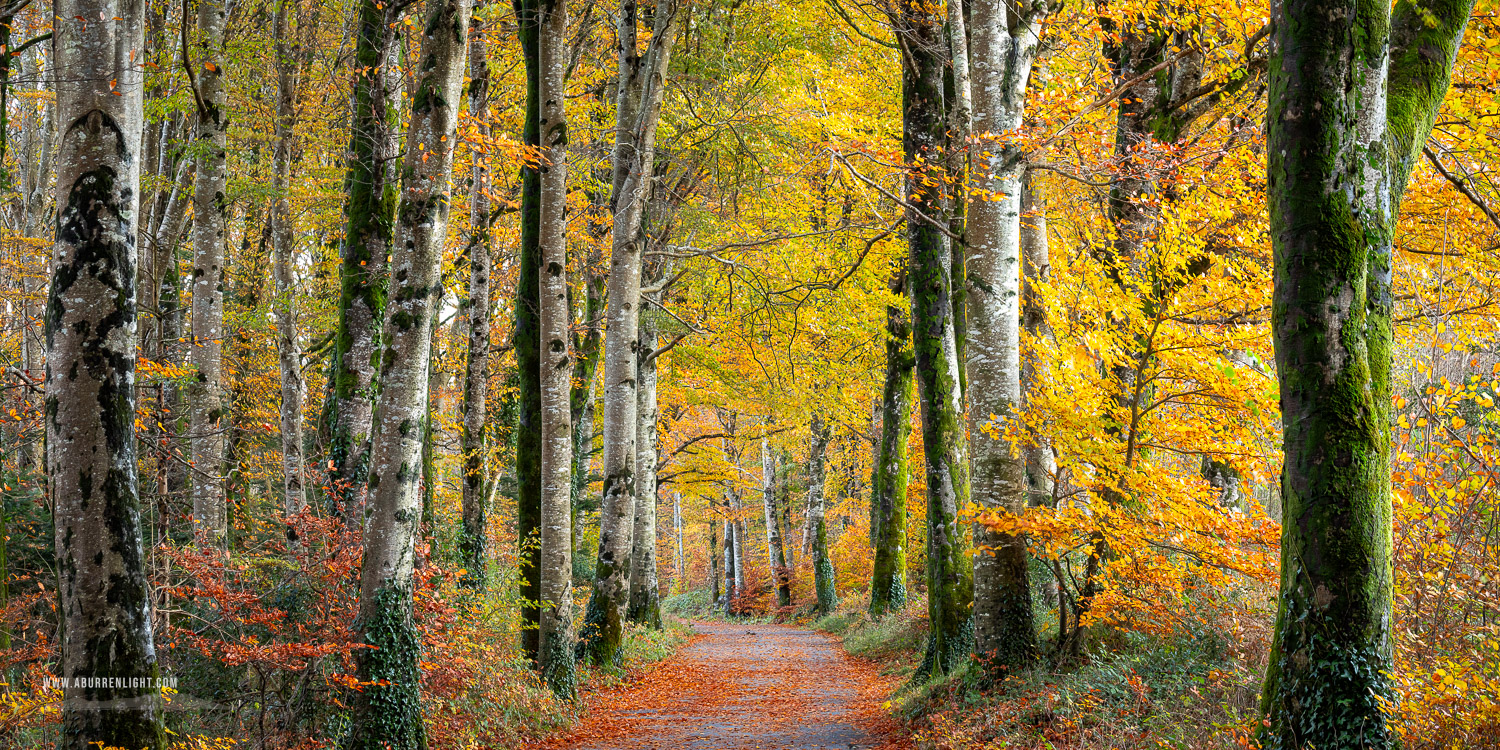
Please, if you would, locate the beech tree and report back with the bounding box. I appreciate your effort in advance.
[49,0,164,744]
[345,0,470,742]
[869,270,912,618]
[1259,0,1475,744]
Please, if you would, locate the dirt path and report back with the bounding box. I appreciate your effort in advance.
[542,621,908,750]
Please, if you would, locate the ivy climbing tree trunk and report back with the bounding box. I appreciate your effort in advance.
[327,0,405,519]
[514,0,543,664]
[459,9,492,589]
[897,0,975,678]
[536,0,575,700]
[189,0,229,547]
[1259,0,1473,745]
[49,0,165,743]
[628,322,662,628]
[808,414,838,615]
[345,0,470,743]
[966,0,1046,673]
[870,270,913,618]
[582,0,679,666]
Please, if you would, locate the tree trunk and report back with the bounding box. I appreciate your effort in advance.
[628,324,662,627]
[272,0,315,534]
[582,0,679,666]
[870,271,913,618]
[459,13,492,588]
[189,0,229,547]
[536,0,576,699]
[899,1,974,678]
[762,431,791,608]
[1020,171,1054,510]
[327,0,405,519]
[49,0,165,742]
[966,0,1046,673]
[709,503,721,604]
[1258,0,1472,744]
[673,491,684,592]
[807,415,838,615]
[345,0,470,743]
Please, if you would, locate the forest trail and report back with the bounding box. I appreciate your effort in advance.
[542,621,908,749]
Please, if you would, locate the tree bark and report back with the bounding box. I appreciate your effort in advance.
[345,0,470,743]
[189,0,229,547]
[327,0,405,519]
[870,271,913,618]
[628,323,662,627]
[536,0,575,699]
[762,430,791,608]
[515,0,544,664]
[966,0,1046,673]
[807,415,838,615]
[581,0,679,666]
[272,0,315,534]
[459,12,492,589]
[1258,0,1472,744]
[1020,171,1054,510]
[898,1,975,678]
[49,0,165,742]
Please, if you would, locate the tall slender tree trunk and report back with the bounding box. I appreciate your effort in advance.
[966,0,1046,673]
[49,0,164,743]
[673,490,684,592]
[945,0,972,391]
[345,0,470,743]
[459,13,492,588]
[189,0,229,547]
[708,503,721,604]
[1020,171,1054,510]
[582,0,679,666]
[514,0,545,665]
[536,0,575,699]
[328,0,405,519]
[628,325,661,627]
[272,0,314,532]
[762,431,791,608]
[1258,0,1472,744]
[870,270,913,617]
[807,415,837,615]
[899,1,974,678]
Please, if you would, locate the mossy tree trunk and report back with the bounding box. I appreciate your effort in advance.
[345,0,471,744]
[189,0,229,547]
[49,0,164,744]
[459,11,492,588]
[808,415,838,616]
[582,0,679,667]
[536,0,575,698]
[328,0,405,518]
[514,0,544,664]
[1259,0,1473,745]
[966,0,1046,674]
[869,270,913,618]
[898,1,974,679]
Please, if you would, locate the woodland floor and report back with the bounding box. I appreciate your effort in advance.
[542,621,910,749]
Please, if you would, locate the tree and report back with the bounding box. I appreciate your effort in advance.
[581,0,680,666]
[514,0,544,665]
[628,320,662,628]
[271,0,318,531]
[895,0,974,678]
[459,6,492,589]
[326,0,405,518]
[1259,0,1474,744]
[189,0,229,546]
[536,0,575,700]
[49,0,165,744]
[966,0,1047,673]
[763,429,792,608]
[345,0,471,742]
[807,414,838,615]
[869,270,912,618]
